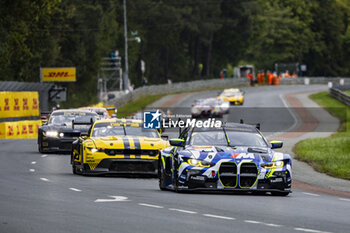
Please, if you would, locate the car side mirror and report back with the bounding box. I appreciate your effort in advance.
[270,141,283,149]
[169,138,185,147]
[161,135,169,140]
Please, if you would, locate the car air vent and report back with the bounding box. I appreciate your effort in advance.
[247,147,267,153]
[239,163,258,188]
[218,162,237,187]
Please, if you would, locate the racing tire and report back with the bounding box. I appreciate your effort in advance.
[158,157,167,191]
[38,143,43,153]
[72,165,77,175]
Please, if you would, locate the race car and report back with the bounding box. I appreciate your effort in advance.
[79,106,117,119]
[71,119,169,175]
[38,109,99,153]
[191,98,228,118]
[218,88,245,105]
[158,122,292,196]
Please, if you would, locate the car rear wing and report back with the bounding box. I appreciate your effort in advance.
[106,106,117,117]
[72,118,94,129]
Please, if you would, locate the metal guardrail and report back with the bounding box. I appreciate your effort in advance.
[329,87,350,106]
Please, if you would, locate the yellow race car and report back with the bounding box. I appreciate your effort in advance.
[217,88,244,105]
[71,119,169,175]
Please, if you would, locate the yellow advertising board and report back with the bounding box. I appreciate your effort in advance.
[0,92,39,118]
[0,120,41,139]
[41,67,76,82]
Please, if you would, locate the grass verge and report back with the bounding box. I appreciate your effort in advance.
[116,84,249,118]
[117,94,165,118]
[294,91,350,179]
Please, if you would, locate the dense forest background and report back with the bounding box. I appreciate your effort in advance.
[1,0,350,105]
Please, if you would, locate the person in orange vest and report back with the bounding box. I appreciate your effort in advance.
[261,71,265,84]
[267,71,273,85]
[247,71,253,85]
[220,71,224,79]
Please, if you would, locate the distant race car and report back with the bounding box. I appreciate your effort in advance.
[218,88,245,105]
[71,119,169,175]
[158,122,292,196]
[79,106,117,119]
[191,98,229,118]
[38,109,99,153]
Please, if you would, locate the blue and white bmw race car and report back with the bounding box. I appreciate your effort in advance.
[158,122,292,196]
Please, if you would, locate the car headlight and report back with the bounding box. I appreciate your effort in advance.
[45,131,59,137]
[261,161,284,169]
[87,147,104,153]
[186,158,213,167]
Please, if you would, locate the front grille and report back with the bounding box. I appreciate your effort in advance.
[218,162,237,187]
[239,163,258,188]
[62,132,81,138]
[111,161,156,172]
[105,149,159,156]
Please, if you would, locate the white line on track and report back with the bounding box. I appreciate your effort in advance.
[29,169,35,172]
[263,223,282,227]
[168,208,197,214]
[203,214,235,220]
[294,227,332,233]
[138,203,164,209]
[339,198,350,202]
[244,220,261,224]
[302,192,320,197]
[40,178,49,182]
[69,188,82,192]
[41,154,47,158]
[31,161,37,164]
[94,196,129,202]
[267,94,299,139]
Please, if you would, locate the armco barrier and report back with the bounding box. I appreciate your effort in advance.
[329,87,350,106]
[0,120,41,139]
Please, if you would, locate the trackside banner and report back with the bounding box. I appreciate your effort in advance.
[0,92,39,118]
[0,120,42,139]
[40,67,76,82]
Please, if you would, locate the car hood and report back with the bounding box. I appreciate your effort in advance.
[179,145,281,164]
[89,136,169,150]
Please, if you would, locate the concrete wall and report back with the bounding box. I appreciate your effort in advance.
[280,77,350,85]
[109,77,350,107]
[109,78,250,107]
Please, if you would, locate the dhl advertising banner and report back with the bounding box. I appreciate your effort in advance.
[0,92,39,118]
[0,120,42,139]
[41,67,76,82]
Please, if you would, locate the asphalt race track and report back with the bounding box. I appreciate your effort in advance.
[1,85,350,233]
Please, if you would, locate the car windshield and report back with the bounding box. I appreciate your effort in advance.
[92,123,159,138]
[49,113,97,126]
[222,92,241,97]
[189,129,267,147]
